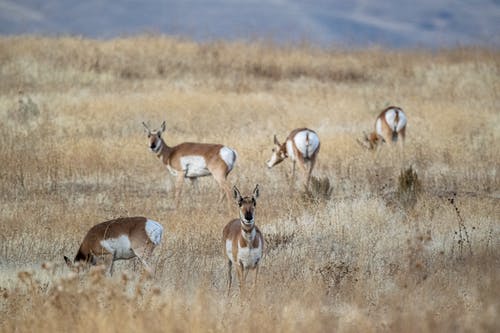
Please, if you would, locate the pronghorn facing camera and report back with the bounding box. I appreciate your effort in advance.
[223,185,264,295]
[64,217,163,276]
[359,106,407,149]
[143,121,237,210]
[267,128,320,188]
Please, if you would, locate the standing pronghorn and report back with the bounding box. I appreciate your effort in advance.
[359,106,407,149]
[143,121,237,209]
[223,185,264,295]
[266,128,320,188]
[64,216,163,276]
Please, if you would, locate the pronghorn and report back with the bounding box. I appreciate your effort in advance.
[223,184,264,295]
[64,216,163,276]
[143,121,237,209]
[266,128,320,188]
[359,106,407,149]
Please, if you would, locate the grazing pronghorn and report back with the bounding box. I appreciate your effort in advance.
[64,216,163,276]
[266,128,320,188]
[223,185,264,295]
[359,106,407,149]
[143,121,237,209]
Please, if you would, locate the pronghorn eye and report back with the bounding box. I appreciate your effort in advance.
[147,134,151,138]
[272,148,275,152]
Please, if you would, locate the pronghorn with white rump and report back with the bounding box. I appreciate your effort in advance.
[266,128,320,188]
[64,216,163,276]
[223,184,264,295]
[143,121,237,209]
[359,106,407,149]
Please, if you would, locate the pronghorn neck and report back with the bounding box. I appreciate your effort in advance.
[74,248,89,263]
[155,138,173,162]
[281,143,288,157]
[240,221,256,247]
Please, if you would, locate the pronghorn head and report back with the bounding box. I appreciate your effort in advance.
[143,121,166,153]
[233,185,259,229]
[266,135,287,168]
[358,131,385,150]
[63,253,94,273]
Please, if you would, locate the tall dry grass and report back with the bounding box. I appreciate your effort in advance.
[0,36,499,332]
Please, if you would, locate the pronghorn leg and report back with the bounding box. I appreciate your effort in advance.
[189,177,199,192]
[132,248,153,276]
[109,252,116,276]
[186,177,198,203]
[212,170,232,211]
[296,156,309,189]
[306,157,317,189]
[227,260,233,295]
[253,265,259,289]
[236,263,245,294]
[174,173,184,208]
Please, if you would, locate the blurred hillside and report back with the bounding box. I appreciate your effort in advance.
[1,0,499,48]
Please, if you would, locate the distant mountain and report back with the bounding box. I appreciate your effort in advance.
[1,0,499,48]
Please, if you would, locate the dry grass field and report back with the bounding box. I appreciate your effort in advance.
[0,36,499,332]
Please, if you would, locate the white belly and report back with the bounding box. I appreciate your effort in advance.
[180,156,211,177]
[100,235,135,260]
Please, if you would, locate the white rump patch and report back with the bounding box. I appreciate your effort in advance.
[145,219,163,245]
[385,108,407,132]
[180,155,211,177]
[219,147,237,172]
[293,130,320,160]
[100,235,135,260]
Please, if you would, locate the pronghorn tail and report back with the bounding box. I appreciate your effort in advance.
[392,109,400,142]
[305,131,310,159]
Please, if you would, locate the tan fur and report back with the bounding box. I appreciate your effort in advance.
[143,121,236,210]
[64,216,161,276]
[268,128,320,188]
[361,106,407,150]
[223,185,264,295]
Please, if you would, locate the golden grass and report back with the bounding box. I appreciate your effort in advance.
[0,35,499,332]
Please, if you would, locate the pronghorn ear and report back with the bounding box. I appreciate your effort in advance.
[273,134,280,146]
[233,186,242,203]
[362,131,369,141]
[253,184,260,199]
[160,121,166,133]
[64,256,73,268]
[142,122,151,134]
[356,138,367,149]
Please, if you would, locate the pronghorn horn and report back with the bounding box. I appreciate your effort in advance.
[232,185,242,202]
[273,134,279,145]
[160,121,166,133]
[142,122,151,133]
[253,184,260,199]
